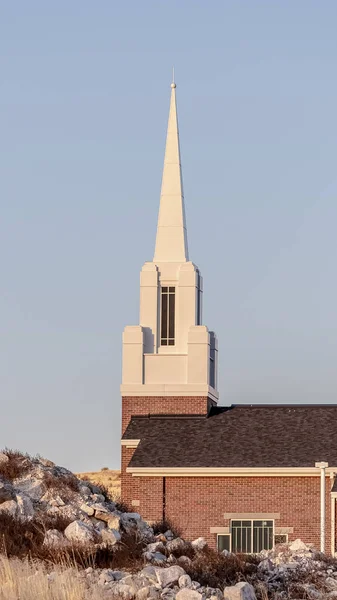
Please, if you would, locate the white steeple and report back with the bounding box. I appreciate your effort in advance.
[153,80,189,263]
[121,79,218,404]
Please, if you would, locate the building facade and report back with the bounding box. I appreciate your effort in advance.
[121,81,337,555]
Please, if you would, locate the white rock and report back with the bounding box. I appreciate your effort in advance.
[79,485,91,498]
[176,590,202,600]
[43,529,68,548]
[289,539,309,552]
[81,503,95,516]
[156,565,185,587]
[64,520,96,544]
[16,494,34,519]
[147,541,165,553]
[0,499,17,517]
[101,528,121,545]
[0,482,14,503]
[166,538,188,553]
[223,582,256,600]
[110,583,134,599]
[15,477,45,501]
[191,537,207,551]
[179,574,192,588]
[39,458,55,467]
[108,514,121,530]
[49,495,65,507]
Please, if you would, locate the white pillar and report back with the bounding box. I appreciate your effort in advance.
[315,461,329,553]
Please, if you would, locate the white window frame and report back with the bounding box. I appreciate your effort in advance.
[230,519,275,554]
[217,533,231,552]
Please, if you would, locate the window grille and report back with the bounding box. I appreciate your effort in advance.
[161,286,175,346]
[231,520,274,554]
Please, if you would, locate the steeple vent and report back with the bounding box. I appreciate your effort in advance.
[153,81,189,263]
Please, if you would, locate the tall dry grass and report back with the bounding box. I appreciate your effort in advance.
[0,554,106,600]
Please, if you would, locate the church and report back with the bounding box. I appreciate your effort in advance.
[120,80,337,555]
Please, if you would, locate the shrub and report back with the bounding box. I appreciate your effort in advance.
[0,449,32,482]
[152,518,182,539]
[43,472,79,500]
[184,547,259,589]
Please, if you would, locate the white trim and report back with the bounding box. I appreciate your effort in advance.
[127,466,337,477]
[120,384,219,402]
[121,440,140,448]
[210,527,229,534]
[224,512,280,520]
[332,496,335,556]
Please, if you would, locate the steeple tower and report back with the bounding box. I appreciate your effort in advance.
[121,80,218,406]
[154,80,189,263]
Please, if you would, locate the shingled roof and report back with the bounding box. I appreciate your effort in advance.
[123,405,337,469]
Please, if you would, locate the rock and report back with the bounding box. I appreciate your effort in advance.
[326,578,337,591]
[164,530,174,540]
[64,520,96,544]
[16,494,34,519]
[147,541,166,554]
[93,520,106,532]
[179,575,192,588]
[110,583,135,599]
[151,552,167,564]
[177,556,192,568]
[0,452,9,465]
[49,495,65,507]
[176,590,202,600]
[43,529,68,548]
[99,569,116,584]
[161,590,177,600]
[136,587,151,600]
[190,582,201,590]
[0,499,17,517]
[92,493,105,503]
[101,528,121,545]
[79,485,91,498]
[81,503,95,516]
[110,571,128,581]
[191,537,207,551]
[223,582,256,600]
[141,566,158,584]
[0,482,14,503]
[108,514,121,530]
[289,539,309,553]
[39,458,55,467]
[15,477,45,501]
[166,538,188,553]
[156,565,186,588]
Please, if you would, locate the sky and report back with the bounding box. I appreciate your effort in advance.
[1,1,337,472]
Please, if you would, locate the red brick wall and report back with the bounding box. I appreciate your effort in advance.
[126,475,333,554]
[121,395,214,503]
[121,396,214,434]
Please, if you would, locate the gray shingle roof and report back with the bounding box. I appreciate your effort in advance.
[123,405,337,469]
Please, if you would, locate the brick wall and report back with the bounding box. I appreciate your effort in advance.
[121,395,213,503]
[127,475,333,553]
[121,396,214,434]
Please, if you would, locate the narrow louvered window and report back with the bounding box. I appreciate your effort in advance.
[161,286,175,346]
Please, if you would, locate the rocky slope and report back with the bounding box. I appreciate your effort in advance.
[1,450,337,600]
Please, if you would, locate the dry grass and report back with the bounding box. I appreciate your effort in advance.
[76,469,120,499]
[0,555,100,600]
[0,449,32,482]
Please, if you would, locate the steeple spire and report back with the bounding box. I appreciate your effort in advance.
[153,80,189,263]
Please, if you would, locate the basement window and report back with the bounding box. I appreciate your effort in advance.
[231,520,274,554]
[161,286,175,346]
[217,533,231,552]
[274,534,288,545]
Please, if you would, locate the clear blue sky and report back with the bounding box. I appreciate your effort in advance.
[1,1,337,472]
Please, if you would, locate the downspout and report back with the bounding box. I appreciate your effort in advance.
[315,462,329,553]
[331,472,336,557]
